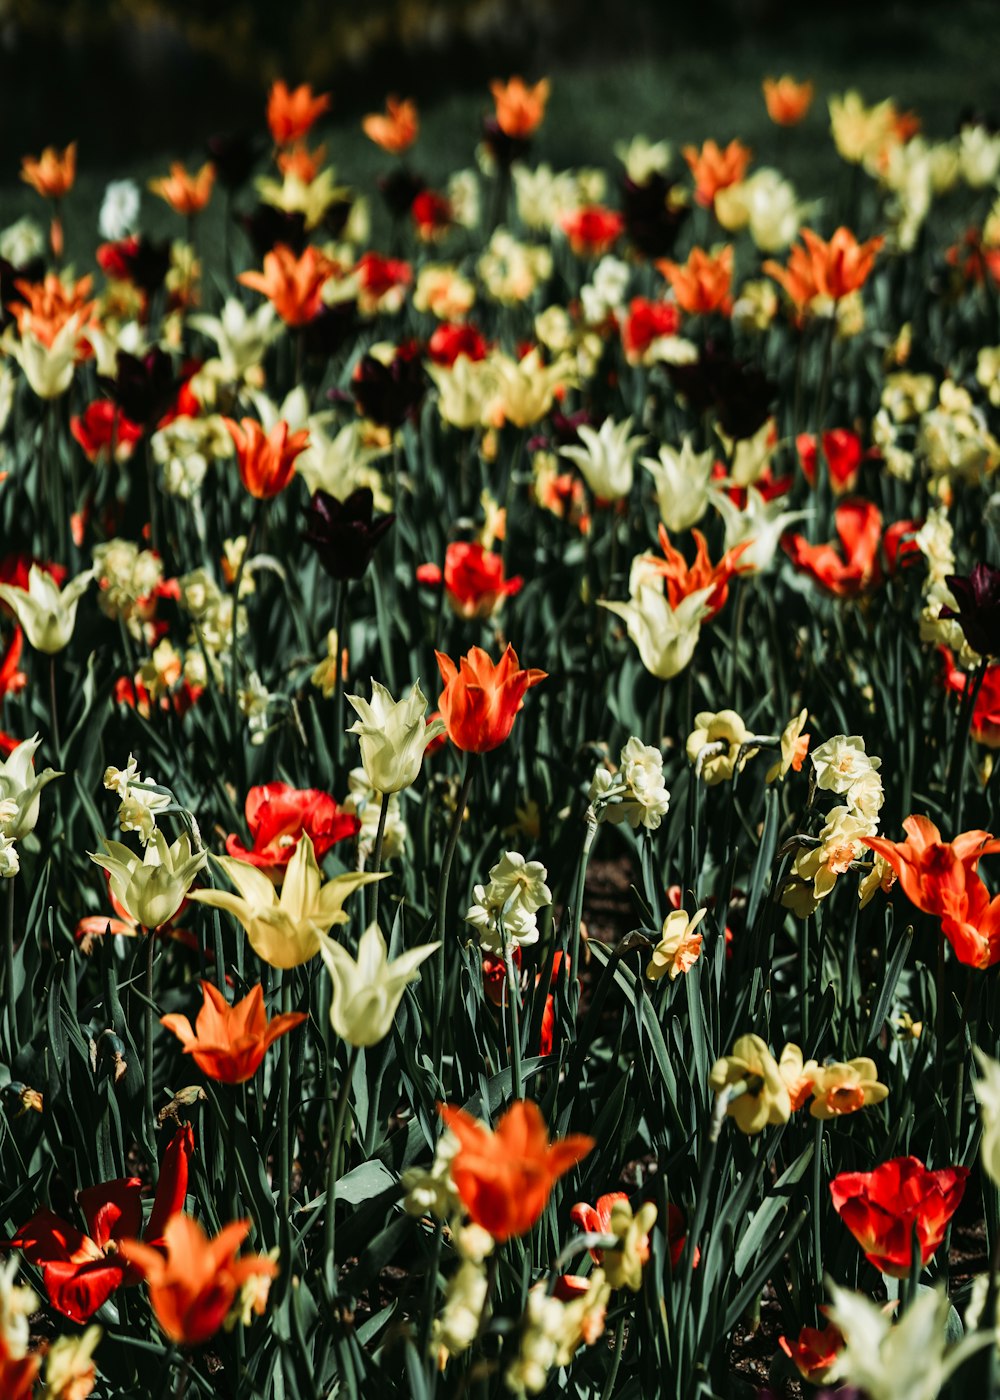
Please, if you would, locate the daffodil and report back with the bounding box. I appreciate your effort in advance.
[346,680,446,794]
[709,1034,792,1134]
[808,1058,888,1119]
[0,565,93,653]
[645,907,706,981]
[686,710,757,785]
[90,829,207,931]
[191,832,382,969]
[318,921,439,1047]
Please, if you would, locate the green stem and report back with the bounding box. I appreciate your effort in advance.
[504,931,524,1101]
[229,506,261,783]
[324,1042,359,1300]
[599,1319,626,1400]
[950,657,988,830]
[144,931,157,1167]
[811,1117,824,1297]
[48,654,61,760]
[3,875,15,1055]
[278,972,293,1271]
[369,796,389,929]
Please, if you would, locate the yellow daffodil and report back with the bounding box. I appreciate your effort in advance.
[709,1034,792,1135]
[645,907,706,981]
[686,710,757,785]
[808,1058,889,1119]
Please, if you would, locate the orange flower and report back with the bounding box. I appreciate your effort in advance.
[438,1098,593,1241]
[117,1214,277,1346]
[9,273,96,351]
[656,245,733,315]
[682,139,751,207]
[646,525,751,619]
[435,643,546,754]
[20,142,77,198]
[161,981,307,1084]
[0,1340,39,1400]
[222,417,310,499]
[238,244,335,326]
[275,142,327,183]
[763,226,884,311]
[778,1324,843,1384]
[362,96,419,154]
[490,77,550,139]
[782,497,884,596]
[148,161,215,217]
[266,80,331,146]
[762,76,814,126]
[863,815,1000,922]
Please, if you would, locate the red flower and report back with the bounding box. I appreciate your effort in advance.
[70,400,144,464]
[778,1323,843,1384]
[354,251,412,314]
[416,541,522,619]
[782,497,884,596]
[7,1126,193,1321]
[647,524,751,619]
[620,297,681,363]
[0,555,66,593]
[863,814,1000,923]
[830,1156,968,1278]
[560,205,624,258]
[0,627,26,698]
[225,782,360,881]
[222,417,310,499]
[411,190,452,241]
[941,650,1000,747]
[427,322,489,367]
[796,429,863,493]
[266,81,331,146]
[435,643,546,753]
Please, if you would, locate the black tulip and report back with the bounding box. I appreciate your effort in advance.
[378,169,426,220]
[942,562,1000,656]
[206,131,261,191]
[303,487,395,580]
[622,173,690,259]
[239,204,309,259]
[99,348,177,429]
[667,346,776,441]
[352,345,426,431]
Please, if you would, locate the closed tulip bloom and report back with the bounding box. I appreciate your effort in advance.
[190,832,383,968]
[302,487,395,580]
[90,829,207,931]
[559,416,644,500]
[223,417,309,499]
[490,77,550,139]
[438,1098,594,1242]
[117,1214,277,1347]
[362,96,419,154]
[161,981,307,1083]
[267,81,331,146]
[346,679,446,793]
[435,644,546,753]
[0,734,61,839]
[416,542,522,619]
[21,142,77,199]
[0,565,93,654]
[762,76,815,126]
[600,579,714,681]
[642,437,715,532]
[318,921,439,1047]
[829,1157,968,1278]
[148,161,215,217]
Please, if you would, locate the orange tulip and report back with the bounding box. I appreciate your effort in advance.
[763,226,884,311]
[222,417,310,499]
[161,981,307,1084]
[0,1339,39,1400]
[118,1214,277,1346]
[656,245,733,315]
[275,142,327,183]
[148,161,215,217]
[438,1099,594,1241]
[20,142,77,199]
[682,139,751,207]
[648,525,751,619]
[435,643,546,753]
[266,80,331,146]
[238,244,336,326]
[362,96,419,154]
[863,816,1000,922]
[9,273,96,350]
[490,77,550,139]
[762,76,814,126]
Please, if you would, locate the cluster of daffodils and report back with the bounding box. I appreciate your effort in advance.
[92,540,165,643]
[780,734,888,916]
[0,735,61,878]
[686,707,810,786]
[589,735,670,829]
[466,852,552,955]
[914,506,980,664]
[506,1272,611,1394]
[103,755,173,845]
[710,1034,889,1135]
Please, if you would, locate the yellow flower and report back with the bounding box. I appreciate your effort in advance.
[600,573,714,681]
[777,1042,818,1110]
[191,832,383,968]
[487,348,577,429]
[828,90,897,165]
[808,1058,888,1119]
[90,829,207,931]
[645,907,706,981]
[0,733,61,839]
[603,1200,658,1291]
[346,679,445,794]
[44,1323,101,1399]
[427,355,496,430]
[0,564,93,653]
[766,709,810,783]
[709,1034,792,1135]
[974,1048,1000,1187]
[311,628,343,698]
[6,314,83,398]
[686,710,757,785]
[318,921,439,1047]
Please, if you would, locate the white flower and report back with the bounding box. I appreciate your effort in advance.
[590,736,670,829]
[0,734,61,839]
[810,735,881,800]
[0,216,45,266]
[190,299,280,383]
[614,134,672,184]
[401,1130,460,1219]
[642,437,715,532]
[0,564,93,653]
[600,575,714,680]
[7,315,81,399]
[466,851,551,955]
[974,1047,1000,1187]
[99,179,141,240]
[712,484,809,574]
[559,416,644,500]
[959,124,1000,188]
[0,833,19,878]
[317,922,439,1047]
[346,679,445,793]
[104,755,170,845]
[0,1255,38,1356]
[343,770,408,864]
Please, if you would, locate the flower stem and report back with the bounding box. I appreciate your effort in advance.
[3,876,15,1055]
[504,932,524,1101]
[811,1117,824,1298]
[949,656,988,829]
[144,931,158,1168]
[323,1042,359,1301]
[48,654,61,760]
[433,759,474,1063]
[369,795,389,928]
[278,971,293,1272]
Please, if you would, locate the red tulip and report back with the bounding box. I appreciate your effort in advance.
[829,1156,968,1278]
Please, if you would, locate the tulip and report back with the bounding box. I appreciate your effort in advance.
[682,138,752,207]
[415,542,522,619]
[657,245,733,315]
[782,498,885,597]
[762,76,814,127]
[559,416,643,500]
[42,1324,101,1399]
[266,81,331,146]
[90,829,207,931]
[426,355,495,429]
[829,1156,968,1278]
[641,437,715,532]
[600,579,714,681]
[99,347,177,427]
[9,317,81,399]
[239,243,335,326]
[148,161,215,217]
[20,143,77,199]
[225,781,359,881]
[117,1213,277,1347]
[302,486,395,580]
[0,565,93,654]
[362,96,419,153]
[778,1325,843,1385]
[352,344,426,429]
[223,417,309,500]
[438,1098,594,1241]
[190,831,383,968]
[435,644,546,753]
[941,561,1000,655]
[0,734,61,839]
[346,680,446,794]
[489,77,550,139]
[161,981,307,1083]
[318,921,439,1047]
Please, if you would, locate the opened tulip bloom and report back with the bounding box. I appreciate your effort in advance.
[191,831,383,968]
[346,679,446,793]
[0,565,93,654]
[762,76,814,126]
[225,782,359,881]
[0,733,60,839]
[148,161,215,216]
[161,981,307,1083]
[829,1156,968,1277]
[416,542,522,619]
[863,815,1000,921]
[764,226,884,312]
[438,1098,594,1241]
[21,143,77,199]
[90,829,206,931]
[318,921,439,1046]
[239,244,335,326]
[223,417,309,499]
[362,96,419,153]
[435,644,546,753]
[8,1125,192,1322]
[267,80,331,145]
[117,1213,277,1346]
[490,77,550,139]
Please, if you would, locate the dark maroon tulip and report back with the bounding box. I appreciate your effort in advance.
[239,204,309,259]
[352,343,426,430]
[303,488,395,580]
[206,131,261,191]
[622,173,689,259]
[378,169,426,220]
[943,562,1000,655]
[667,345,776,441]
[481,116,531,169]
[96,236,171,298]
[98,348,177,429]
